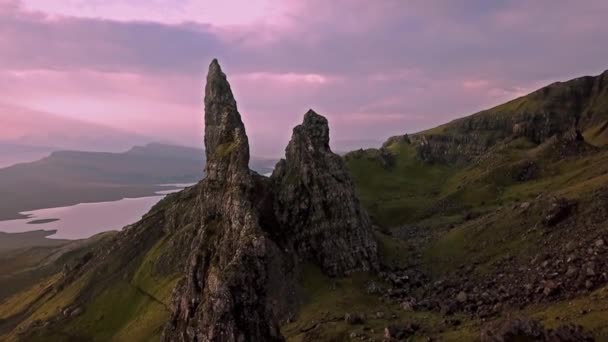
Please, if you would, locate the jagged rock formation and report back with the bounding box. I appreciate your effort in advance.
[162,60,377,341]
[272,110,378,276]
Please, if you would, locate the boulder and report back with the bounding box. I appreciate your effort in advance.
[384,323,419,340]
[344,313,365,325]
[543,198,576,227]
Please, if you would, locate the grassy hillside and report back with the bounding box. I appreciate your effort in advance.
[0,184,202,341]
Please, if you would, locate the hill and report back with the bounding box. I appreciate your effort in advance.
[1,65,608,341]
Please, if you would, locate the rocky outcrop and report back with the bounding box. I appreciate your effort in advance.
[162,59,288,342]
[272,110,378,276]
[162,61,377,341]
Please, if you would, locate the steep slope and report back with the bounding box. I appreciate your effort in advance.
[406,70,608,164]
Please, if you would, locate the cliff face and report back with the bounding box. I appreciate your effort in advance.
[391,70,608,164]
[161,60,377,341]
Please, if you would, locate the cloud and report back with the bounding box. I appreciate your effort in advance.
[21,0,292,27]
[1,0,608,156]
[0,102,152,150]
[0,9,223,74]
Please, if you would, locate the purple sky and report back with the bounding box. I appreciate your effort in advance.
[1,0,608,156]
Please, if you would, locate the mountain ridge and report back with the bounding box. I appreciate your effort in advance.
[374,69,608,165]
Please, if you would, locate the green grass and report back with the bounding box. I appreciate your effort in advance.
[525,286,608,339]
[131,237,181,304]
[283,264,454,341]
[10,235,181,342]
[0,274,60,321]
[346,141,456,227]
[375,232,412,269]
[61,279,169,341]
[421,207,542,276]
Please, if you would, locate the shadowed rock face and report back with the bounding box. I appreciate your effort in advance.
[272,110,378,276]
[162,61,377,341]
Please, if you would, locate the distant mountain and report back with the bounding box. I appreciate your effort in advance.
[0,143,277,221]
[0,143,201,220]
[0,142,56,168]
[37,143,206,185]
[125,142,203,160]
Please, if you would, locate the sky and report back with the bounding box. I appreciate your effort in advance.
[1,0,608,157]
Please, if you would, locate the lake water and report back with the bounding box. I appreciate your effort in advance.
[0,186,192,240]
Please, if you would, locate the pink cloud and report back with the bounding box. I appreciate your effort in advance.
[233,71,336,85]
[22,0,293,27]
[1,0,608,157]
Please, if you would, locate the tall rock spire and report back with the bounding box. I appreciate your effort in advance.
[204,59,250,182]
[162,60,286,342]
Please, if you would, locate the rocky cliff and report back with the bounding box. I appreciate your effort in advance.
[272,110,378,276]
[382,70,608,164]
[160,60,377,341]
